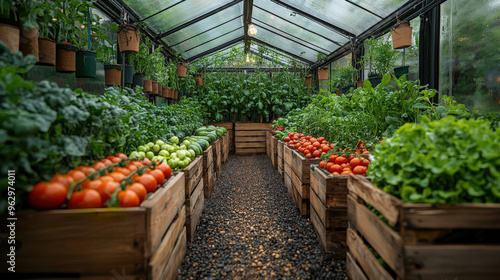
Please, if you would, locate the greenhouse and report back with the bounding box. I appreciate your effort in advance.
[0,0,499,279]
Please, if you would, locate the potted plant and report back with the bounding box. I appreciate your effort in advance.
[331,65,357,95]
[304,74,312,87]
[176,61,188,78]
[17,0,45,61]
[74,2,99,78]
[95,22,121,86]
[318,66,328,80]
[130,36,154,89]
[195,73,203,86]
[0,0,19,52]
[361,36,397,87]
[117,21,139,54]
[37,1,56,65]
[394,30,418,79]
[392,19,412,49]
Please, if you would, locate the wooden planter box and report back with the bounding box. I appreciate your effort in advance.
[212,122,233,152]
[277,140,285,178]
[283,144,293,195]
[290,150,322,216]
[235,123,272,154]
[211,138,222,175]
[270,135,278,169]
[222,132,229,163]
[266,131,271,158]
[347,175,500,280]
[183,156,204,242]
[5,173,187,279]
[202,145,215,199]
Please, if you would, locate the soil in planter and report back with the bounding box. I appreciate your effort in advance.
[179,154,347,280]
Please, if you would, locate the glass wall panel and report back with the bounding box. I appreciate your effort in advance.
[440,0,500,112]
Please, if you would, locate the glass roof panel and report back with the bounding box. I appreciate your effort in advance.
[277,0,381,35]
[166,17,243,54]
[124,0,235,33]
[163,2,243,46]
[349,0,408,18]
[250,43,307,66]
[253,27,319,62]
[183,28,243,59]
[253,0,349,44]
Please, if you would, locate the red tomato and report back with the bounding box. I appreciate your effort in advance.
[312,150,322,158]
[130,161,144,167]
[99,175,115,182]
[156,163,172,179]
[312,141,321,148]
[75,166,96,176]
[340,171,352,175]
[127,164,138,172]
[108,172,126,182]
[126,183,147,202]
[321,140,328,145]
[304,149,311,155]
[363,150,370,154]
[93,162,106,170]
[102,159,113,166]
[81,179,102,191]
[361,159,371,166]
[97,181,119,203]
[51,174,75,189]
[67,189,102,209]
[328,154,338,163]
[135,174,157,192]
[335,156,348,165]
[289,144,296,149]
[299,133,305,138]
[350,157,362,168]
[310,137,317,143]
[347,154,355,162]
[329,164,343,174]
[142,158,151,165]
[305,136,311,140]
[298,147,305,153]
[149,169,165,185]
[110,156,122,163]
[28,182,67,210]
[318,137,325,142]
[307,145,314,151]
[117,190,140,207]
[319,160,326,169]
[117,153,128,159]
[326,162,334,171]
[341,163,351,169]
[114,167,131,176]
[305,153,312,159]
[353,166,367,175]
[68,170,86,183]
[284,136,291,142]
[321,146,330,153]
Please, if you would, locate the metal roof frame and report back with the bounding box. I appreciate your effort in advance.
[188,36,245,61]
[252,38,313,64]
[182,27,242,54]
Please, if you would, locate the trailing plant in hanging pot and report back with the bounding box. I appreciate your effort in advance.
[392,19,412,49]
[117,21,139,53]
[318,66,328,80]
[17,0,45,61]
[0,0,20,52]
[176,61,188,78]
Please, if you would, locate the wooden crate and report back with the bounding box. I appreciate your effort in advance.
[266,131,271,158]
[183,156,203,198]
[235,123,272,154]
[212,122,233,152]
[283,142,293,166]
[221,132,229,163]
[277,140,284,177]
[212,138,222,174]
[202,145,215,199]
[283,145,293,195]
[270,135,278,169]
[310,166,350,259]
[185,178,205,242]
[290,150,322,216]
[3,173,186,279]
[347,175,500,280]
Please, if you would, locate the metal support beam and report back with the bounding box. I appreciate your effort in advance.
[140,0,185,22]
[270,0,356,38]
[243,0,254,53]
[157,0,242,38]
[203,66,305,73]
[252,38,313,64]
[345,0,383,19]
[187,36,245,61]
[419,0,440,102]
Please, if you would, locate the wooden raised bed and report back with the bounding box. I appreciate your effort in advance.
[211,138,222,175]
[277,140,285,178]
[212,122,233,152]
[235,123,272,154]
[266,131,271,158]
[202,145,215,198]
[283,144,293,195]
[290,149,322,216]
[347,175,500,280]
[270,135,278,169]
[183,156,204,242]
[5,173,186,279]
[222,132,229,163]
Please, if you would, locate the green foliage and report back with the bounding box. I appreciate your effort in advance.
[362,36,398,76]
[53,0,96,44]
[330,65,357,89]
[94,22,117,65]
[368,116,500,203]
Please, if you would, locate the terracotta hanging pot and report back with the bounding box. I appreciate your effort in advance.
[151,81,158,95]
[56,42,77,73]
[20,28,39,61]
[0,23,20,52]
[195,74,203,86]
[117,24,139,53]
[75,50,96,78]
[392,20,412,49]
[356,81,364,88]
[176,62,188,78]
[318,67,328,80]
[104,64,122,86]
[162,86,169,97]
[167,87,173,98]
[38,38,56,65]
[304,75,312,87]
[143,79,152,93]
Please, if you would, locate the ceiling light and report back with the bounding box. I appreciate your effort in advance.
[246,54,250,63]
[248,24,257,37]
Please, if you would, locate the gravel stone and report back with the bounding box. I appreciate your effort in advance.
[178,154,347,280]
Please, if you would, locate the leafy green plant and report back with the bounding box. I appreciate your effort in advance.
[362,36,398,76]
[331,65,357,89]
[368,116,500,203]
[53,0,95,44]
[94,22,118,65]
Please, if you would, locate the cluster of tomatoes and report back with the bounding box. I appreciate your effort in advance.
[28,153,172,210]
[270,126,285,135]
[319,154,370,175]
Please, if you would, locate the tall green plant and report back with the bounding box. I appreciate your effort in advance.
[362,36,398,76]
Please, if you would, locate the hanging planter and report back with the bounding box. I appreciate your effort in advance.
[392,20,412,49]
[162,86,169,97]
[0,23,20,52]
[356,81,363,88]
[20,28,39,61]
[304,75,312,87]
[75,50,96,78]
[318,67,328,80]
[132,73,143,88]
[143,79,152,93]
[176,62,188,78]
[157,83,162,95]
[37,38,56,65]
[117,24,139,54]
[56,43,77,73]
[104,64,122,86]
[124,65,134,85]
[195,74,203,86]
[151,81,158,95]
[166,87,172,98]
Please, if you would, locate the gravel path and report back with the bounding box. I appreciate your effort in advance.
[179,154,347,280]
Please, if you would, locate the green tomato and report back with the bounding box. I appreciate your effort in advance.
[161,144,169,150]
[152,144,160,153]
[159,150,170,157]
[188,149,196,158]
[143,145,150,152]
[167,158,178,169]
[137,146,146,152]
[179,145,187,150]
[177,150,186,160]
[166,145,176,154]
[182,158,191,167]
[177,159,187,169]
[170,136,179,145]
[182,140,190,149]
[138,151,146,159]
[129,151,139,159]
[147,142,155,148]
[156,140,165,146]
[170,152,177,159]
[151,156,159,162]
[146,151,155,160]
[156,156,165,163]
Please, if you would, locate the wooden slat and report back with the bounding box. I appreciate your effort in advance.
[283,145,293,165]
[211,122,233,130]
[405,245,500,280]
[235,136,266,142]
[347,228,393,280]
[149,205,186,280]
[291,150,322,184]
[235,122,272,130]
[310,187,348,228]
[348,194,404,278]
[284,172,292,195]
[236,130,267,136]
[310,203,327,253]
[203,163,214,198]
[186,187,205,242]
[310,167,349,208]
[235,148,266,154]
[183,156,203,198]
[236,142,266,148]
[402,204,500,229]
[291,167,310,199]
[160,227,187,280]
[186,179,204,218]
[292,182,309,216]
[348,175,403,226]
[347,252,368,280]
[202,145,213,168]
